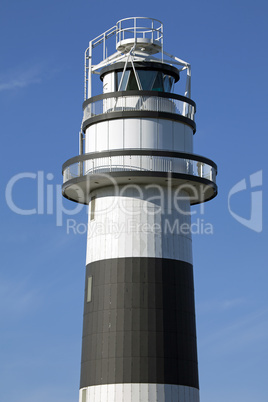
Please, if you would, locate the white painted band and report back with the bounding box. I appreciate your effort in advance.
[85,118,193,154]
[86,186,193,265]
[79,383,199,402]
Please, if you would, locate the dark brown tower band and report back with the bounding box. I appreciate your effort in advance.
[80,257,199,390]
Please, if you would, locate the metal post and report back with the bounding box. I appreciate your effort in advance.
[87,41,92,99]
[185,65,191,98]
[79,132,84,176]
[79,131,84,156]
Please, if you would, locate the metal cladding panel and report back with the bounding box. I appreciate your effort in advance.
[124,119,141,148]
[158,119,173,150]
[96,121,108,151]
[184,125,193,153]
[108,119,124,150]
[102,72,115,93]
[80,257,199,390]
[85,125,96,153]
[140,118,158,149]
[173,121,185,152]
[124,118,141,146]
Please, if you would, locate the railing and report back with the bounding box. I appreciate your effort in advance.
[63,150,217,185]
[83,91,196,123]
[116,17,163,46]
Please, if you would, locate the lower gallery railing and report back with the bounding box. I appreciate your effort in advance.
[63,151,217,185]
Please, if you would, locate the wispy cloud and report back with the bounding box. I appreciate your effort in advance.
[0,76,40,91]
[221,298,245,310]
[199,307,268,356]
[0,64,44,92]
[197,297,246,314]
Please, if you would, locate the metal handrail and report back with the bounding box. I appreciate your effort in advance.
[62,150,217,186]
[82,91,196,124]
[116,17,163,44]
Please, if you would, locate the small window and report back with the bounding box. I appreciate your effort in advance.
[116,69,174,92]
[126,71,139,90]
[117,70,130,90]
[117,70,140,91]
[90,196,96,221]
[87,276,93,303]
[163,75,174,92]
[137,70,157,90]
[116,71,122,89]
[152,71,164,91]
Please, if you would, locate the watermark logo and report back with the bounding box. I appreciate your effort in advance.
[66,217,213,237]
[4,171,209,227]
[5,171,84,226]
[4,169,263,234]
[228,170,263,233]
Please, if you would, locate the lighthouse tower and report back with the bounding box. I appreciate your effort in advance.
[62,17,217,402]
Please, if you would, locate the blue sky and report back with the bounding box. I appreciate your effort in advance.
[1,1,267,401]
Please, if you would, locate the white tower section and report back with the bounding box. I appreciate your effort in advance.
[62,17,217,402]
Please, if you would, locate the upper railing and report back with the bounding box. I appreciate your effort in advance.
[82,91,196,125]
[116,17,163,54]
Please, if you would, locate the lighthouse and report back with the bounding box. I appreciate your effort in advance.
[62,17,217,402]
